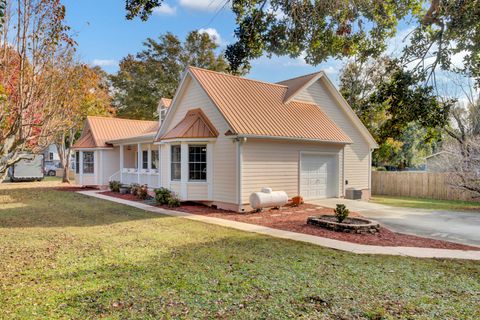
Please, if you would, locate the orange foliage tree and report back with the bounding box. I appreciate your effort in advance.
[0,0,75,181]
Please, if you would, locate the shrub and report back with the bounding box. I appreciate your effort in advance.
[109,180,121,192]
[137,184,149,200]
[130,183,140,196]
[334,204,350,223]
[167,194,181,208]
[154,187,172,205]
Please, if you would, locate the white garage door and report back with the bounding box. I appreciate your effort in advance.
[300,153,338,200]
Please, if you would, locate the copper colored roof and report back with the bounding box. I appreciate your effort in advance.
[160,108,218,140]
[188,67,351,143]
[277,72,321,102]
[159,98,172,108]
[73,116,158,149]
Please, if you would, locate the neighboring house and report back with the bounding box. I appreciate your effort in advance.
[43,144,60,162]
[73,67,378,211]
[425,151,453,172]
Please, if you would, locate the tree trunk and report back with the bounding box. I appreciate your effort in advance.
[62,165,70,183]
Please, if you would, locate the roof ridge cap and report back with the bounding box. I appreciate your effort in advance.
[188,66,288,89]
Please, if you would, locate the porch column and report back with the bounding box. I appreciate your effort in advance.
[158,144,162,187]
[137,143,141,183]
[79,150,83,185]
[147,144,152,171]
[119,144,124,183]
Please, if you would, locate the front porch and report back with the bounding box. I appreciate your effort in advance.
[112,143,162,188]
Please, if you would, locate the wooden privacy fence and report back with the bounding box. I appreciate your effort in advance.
[371,171,479,202]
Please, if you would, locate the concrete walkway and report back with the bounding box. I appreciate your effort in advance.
[78,190,480,260]
[312,198,480,247]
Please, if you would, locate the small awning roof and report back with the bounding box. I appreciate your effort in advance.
[158,108,218,141]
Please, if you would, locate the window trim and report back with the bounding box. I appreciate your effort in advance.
[75,151,80,174]
[82,151,94,175]
[170,145,181,181]
[151,149,159,170]
[188,144,207,182]
[142,150,148,170]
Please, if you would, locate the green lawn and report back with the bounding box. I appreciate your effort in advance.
[1,187,479,319]
[370,195,480,211]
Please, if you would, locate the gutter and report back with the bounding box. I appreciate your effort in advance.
[232,134,352,145]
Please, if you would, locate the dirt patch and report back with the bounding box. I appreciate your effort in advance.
[98,192,479,251]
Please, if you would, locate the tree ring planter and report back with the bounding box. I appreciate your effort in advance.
[307,215,380,234]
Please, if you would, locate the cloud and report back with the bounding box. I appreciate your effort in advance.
[153,3,177,15]
[198,28,222,45]
[179,0,230,12]
[92,59,117,67]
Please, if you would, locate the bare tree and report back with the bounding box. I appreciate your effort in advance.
[0,0,74,182]
[442,137,480,198]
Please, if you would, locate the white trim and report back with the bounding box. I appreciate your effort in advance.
[158,144,162,187]
[317,74,378,148]
[155,71,191,140]
[156,138,217,144]
[234,134,350,145]
[368,149,372,190]
[298,151,340,200]
[79,150,83,185]
[236,139,244,208]
[180,143,189,199]
[207,143,213,199]
[120,144,124,183]
[137,143,141,184]
[108,133,156,145]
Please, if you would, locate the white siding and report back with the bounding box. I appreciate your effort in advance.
[241,139,343,204]
[294,79,371,190]
[162,76,237,204]
[100,148,120,185]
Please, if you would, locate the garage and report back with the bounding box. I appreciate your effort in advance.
[300,153,339,200]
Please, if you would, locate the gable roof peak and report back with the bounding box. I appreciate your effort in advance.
[187,66,288,89]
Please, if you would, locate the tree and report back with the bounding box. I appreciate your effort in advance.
[0,0,75,182]
[442,136,480,198]
[123,1,480,86]
[340,59,451,168]
[110,31,230,120]
[53,62,113,183]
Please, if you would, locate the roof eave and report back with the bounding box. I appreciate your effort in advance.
[234,134,352,145]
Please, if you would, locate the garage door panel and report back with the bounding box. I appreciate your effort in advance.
[300,154,338,200]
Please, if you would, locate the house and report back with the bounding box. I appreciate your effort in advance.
[73,67,378,211]
[425,151,454,172]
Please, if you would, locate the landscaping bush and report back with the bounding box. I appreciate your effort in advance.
[130,183,140,196]
[167,194,181,208]
[154,187,172,205]
[137,184,149,200]
[334,204,350,223]
[109,180,121,192]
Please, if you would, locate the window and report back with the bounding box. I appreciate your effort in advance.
[75,152,79,174]
[189,145,207,181]
[83,151,94,174]
[142,150,148,169]
[151,150,159,170]
[171,145,181,180]
[49,152,54,161]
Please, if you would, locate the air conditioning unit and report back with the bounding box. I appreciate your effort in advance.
[345,188,362,200]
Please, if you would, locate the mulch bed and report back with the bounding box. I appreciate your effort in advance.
[99,191,479,251]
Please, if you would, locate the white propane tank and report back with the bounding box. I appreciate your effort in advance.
[249,187,288,210]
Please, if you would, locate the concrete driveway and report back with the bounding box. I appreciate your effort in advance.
[311,198,480,247]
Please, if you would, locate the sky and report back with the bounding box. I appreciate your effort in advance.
[61,0,448,89]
